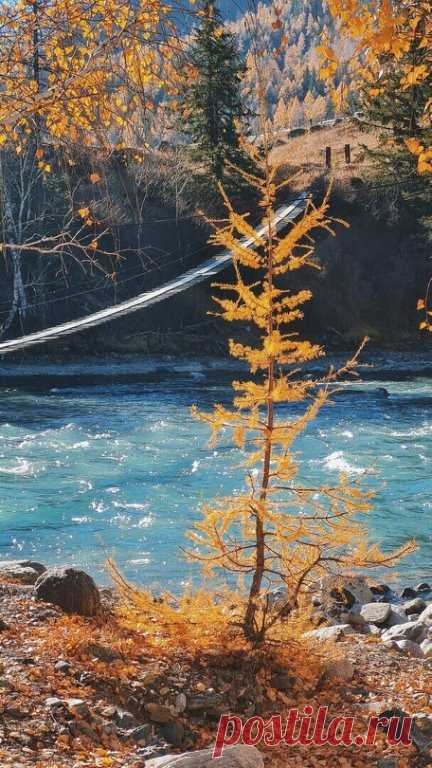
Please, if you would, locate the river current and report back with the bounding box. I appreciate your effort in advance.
[0,352,431,588]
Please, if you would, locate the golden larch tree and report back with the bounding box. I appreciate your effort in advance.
[187,137,416,644]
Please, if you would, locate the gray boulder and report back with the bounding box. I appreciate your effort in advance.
[34,566,101,616]
[386,606,408,627]
[360,603,391,626]
[146,746,264,768]
[381,621,426,644]
[394,640,424,658]
[420,639,432,658]
[0,560,46,585]
[418,605,432,627]
[305,624,357,641]
[364,624,382,636]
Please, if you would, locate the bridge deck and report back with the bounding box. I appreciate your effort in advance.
[0,194,307,355]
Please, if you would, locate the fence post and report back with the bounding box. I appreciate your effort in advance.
[325,146,332,169]
[345,143,351,164]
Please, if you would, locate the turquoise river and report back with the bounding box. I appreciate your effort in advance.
[0,352,431,588]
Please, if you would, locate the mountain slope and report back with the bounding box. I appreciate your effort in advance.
[228,0,351,127]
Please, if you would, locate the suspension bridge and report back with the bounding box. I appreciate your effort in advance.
[0,193,308,355]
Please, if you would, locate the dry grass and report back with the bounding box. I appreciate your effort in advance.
[271,121,379,190]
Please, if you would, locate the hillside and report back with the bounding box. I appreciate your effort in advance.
[271,119,379,188]
[229,0,352,129]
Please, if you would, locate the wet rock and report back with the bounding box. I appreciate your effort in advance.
[404,598,427,616]
[146,745,264,767]
[34,567,101,616]
[146,703,173,724]
[381,621,426,643]
[0,560,46,585]
[159,721,185,747]
[416,583,431,593]
[370,584,391,596]
[400,587,417,599]
[394,640,424,658]
[360,603,391,626]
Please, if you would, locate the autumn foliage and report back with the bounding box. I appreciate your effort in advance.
[320,0,432,174]
[187,139,416,644]
[0,0,167,148]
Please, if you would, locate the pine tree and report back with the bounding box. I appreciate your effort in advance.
[181,0,249,180]
[359,1,432,184]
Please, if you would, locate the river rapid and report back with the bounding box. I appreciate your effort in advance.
[0,351,431,588]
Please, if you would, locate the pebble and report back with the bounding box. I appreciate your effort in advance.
[116,709,136,729]
[45,697,64,708]
[66,698,91,718]
[54,660,71,674]
[175,693,187,713]
[146,703,173,724]
[128,724,153,744]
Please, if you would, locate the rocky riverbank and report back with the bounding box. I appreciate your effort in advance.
[0,561,431,768]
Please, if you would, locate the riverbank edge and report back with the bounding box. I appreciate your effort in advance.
[1,560,432,767]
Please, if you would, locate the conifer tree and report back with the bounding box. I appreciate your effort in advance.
[187,137,415,644]
[358,1,432,185]
[182,0,249,180]
[322,0,432,175]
